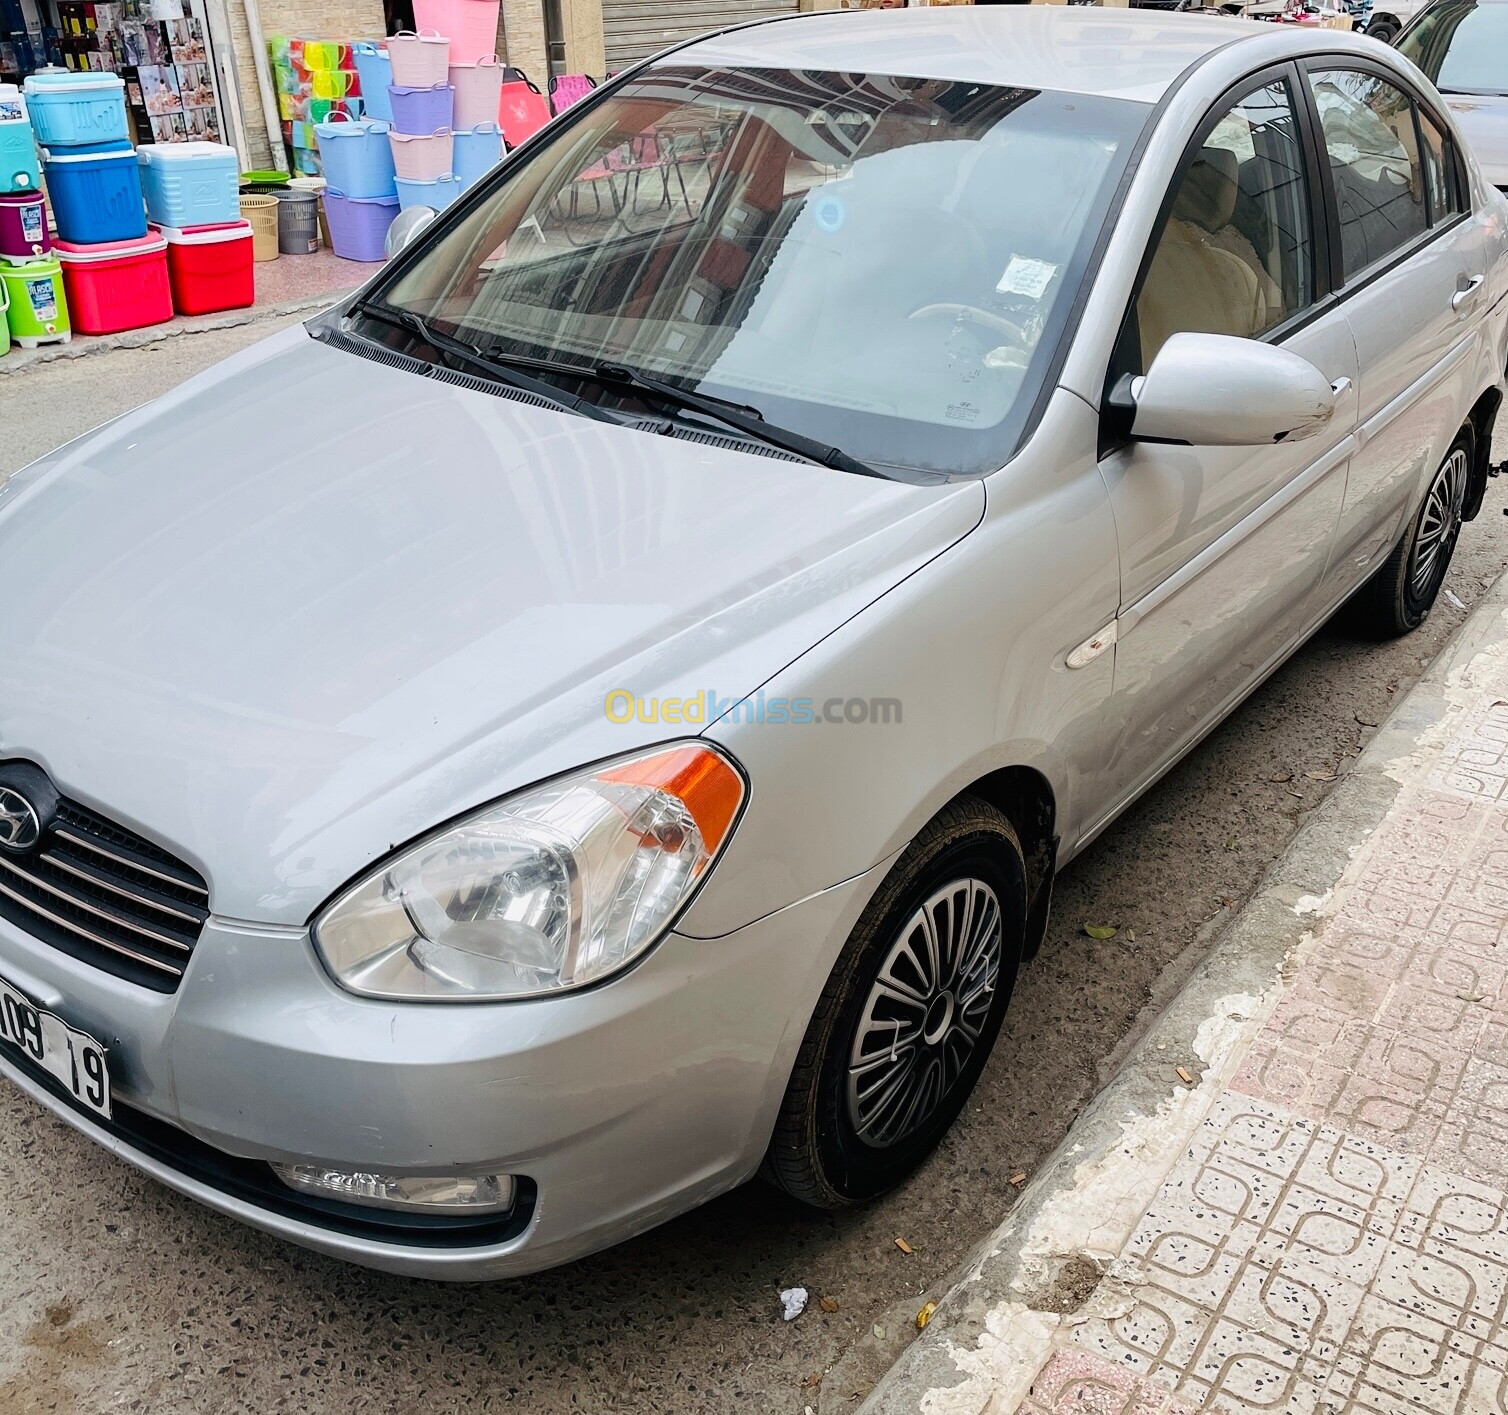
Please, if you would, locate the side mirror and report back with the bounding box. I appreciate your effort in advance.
[1118,332,1337,446]
[385,206,438,259]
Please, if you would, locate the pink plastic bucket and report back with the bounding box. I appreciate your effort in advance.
[388,127,453,181]
[449,55,501,130]
[414,0,500,64]
[0,191,50,261]
[386,30,450,88]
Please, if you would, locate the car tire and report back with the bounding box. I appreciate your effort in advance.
[1366,17,1399,40]
[1348,428,1473,638]
[761,795,1027,1208]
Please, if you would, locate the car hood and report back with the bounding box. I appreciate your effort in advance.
[0,327,983,926]
[1445,93,1508,187]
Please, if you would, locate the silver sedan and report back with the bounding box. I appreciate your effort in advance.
[0,6,1504,1278]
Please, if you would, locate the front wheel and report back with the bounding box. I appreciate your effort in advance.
[1347,430,1472,638]
[762,796,1026,1208]
[1366,17,1399,40]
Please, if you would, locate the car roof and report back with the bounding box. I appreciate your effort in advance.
[669,6,1277,106]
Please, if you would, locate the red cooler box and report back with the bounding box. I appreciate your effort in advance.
[54,233,173,335]
[154,220,254,315]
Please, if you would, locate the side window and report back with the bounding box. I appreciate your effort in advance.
[1134,80,1314,372]
[1307,69,1428,278]
[1418,109,1464,222]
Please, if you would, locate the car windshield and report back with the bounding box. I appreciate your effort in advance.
[1398,0,1508,93]
[371,65,1144,476]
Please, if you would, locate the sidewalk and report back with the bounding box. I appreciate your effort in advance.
[0,247,368,374]
[867,572,1508,1415]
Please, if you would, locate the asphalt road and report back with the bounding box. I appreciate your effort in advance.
[1,322,1505,1414]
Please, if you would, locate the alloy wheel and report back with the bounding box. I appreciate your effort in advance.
[1409,446,1468,603]
[846,877,1003,1148]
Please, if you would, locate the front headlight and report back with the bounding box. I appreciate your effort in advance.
[312,742,745,1002]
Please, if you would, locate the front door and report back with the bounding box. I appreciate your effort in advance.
[1089,69,1358,838]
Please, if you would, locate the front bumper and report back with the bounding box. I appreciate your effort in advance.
[0,867,877,1279]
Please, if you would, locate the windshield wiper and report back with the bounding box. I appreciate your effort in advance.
[351,304,622,424]
[590,362,886,479]
[457,344,883,477]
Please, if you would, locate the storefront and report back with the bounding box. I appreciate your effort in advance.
[0,0,235,145]
[601,0,799,70]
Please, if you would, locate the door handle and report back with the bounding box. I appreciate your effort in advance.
[1330,376,1352,398]
[1452,274,1485,311]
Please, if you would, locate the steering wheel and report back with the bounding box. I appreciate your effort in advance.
[906,302,1029,347]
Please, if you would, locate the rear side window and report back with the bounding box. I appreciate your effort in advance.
[1134,79,1315,371]
[1308,69,1428,279]
[1418,109,1464,221]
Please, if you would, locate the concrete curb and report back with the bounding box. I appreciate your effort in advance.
[0,290,340,375]
[861,570,1508,1414]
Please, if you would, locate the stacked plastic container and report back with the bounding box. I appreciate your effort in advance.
[315,114,398,260]
[136,141,254,317]
[3,78,66,346]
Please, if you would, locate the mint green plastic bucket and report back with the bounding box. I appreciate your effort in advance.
[1,255,71,346]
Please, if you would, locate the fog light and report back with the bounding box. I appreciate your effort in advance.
[270,1163,514,1214]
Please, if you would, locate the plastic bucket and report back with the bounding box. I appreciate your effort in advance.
[41,143,147,244]
[154,220,255,314]
[23,72,128,147]
[0,255,70,345]
[0,118,39,193]
[387,30,451,88]
[55,232,172,335]
[388,83,453,135]
[395,173,461,213]
[353,43,394,123]
[239,192,280,261]
[452,124,501,189]
[322,189,399,261]
[389,127,453,182]
[414,0,500,64]
[275,188,320,253]
[314,117,396,198]
[0,191,49,260]
[449,56,501,130]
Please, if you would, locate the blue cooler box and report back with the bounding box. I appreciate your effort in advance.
[137,142,240,228]
[23,71,129,148]
[0,117,39,192]
[42,141,147,244]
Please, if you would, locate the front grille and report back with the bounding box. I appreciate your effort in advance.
[0,791,209,993]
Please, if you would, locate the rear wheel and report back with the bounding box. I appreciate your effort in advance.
[1366,17,1400,40]
[1348,429,1471,638]
[762,796,1026,1208]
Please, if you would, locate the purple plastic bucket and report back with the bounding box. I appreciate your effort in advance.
[388,83,453,135]
[0,191,50,260]
[322,189,399,261]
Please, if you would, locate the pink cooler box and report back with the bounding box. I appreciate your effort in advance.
[153,220,255,315]
[55,232,173,335]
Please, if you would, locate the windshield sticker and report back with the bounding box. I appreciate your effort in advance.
[996,255,1059,300]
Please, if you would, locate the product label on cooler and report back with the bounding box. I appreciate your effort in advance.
[24,277,56,321]
[18,204,42,244]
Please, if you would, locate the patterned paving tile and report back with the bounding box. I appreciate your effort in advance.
[1019,1348,1194,1415]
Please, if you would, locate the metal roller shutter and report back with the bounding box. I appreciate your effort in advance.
[603,0,800,71]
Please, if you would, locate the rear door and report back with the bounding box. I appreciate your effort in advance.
[1091,66,1358,828]
[1301,60,1490,601]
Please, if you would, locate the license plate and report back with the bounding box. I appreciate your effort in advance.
[0,973,111,1119]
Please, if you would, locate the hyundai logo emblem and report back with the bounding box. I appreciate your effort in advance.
[0,787,41,853]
